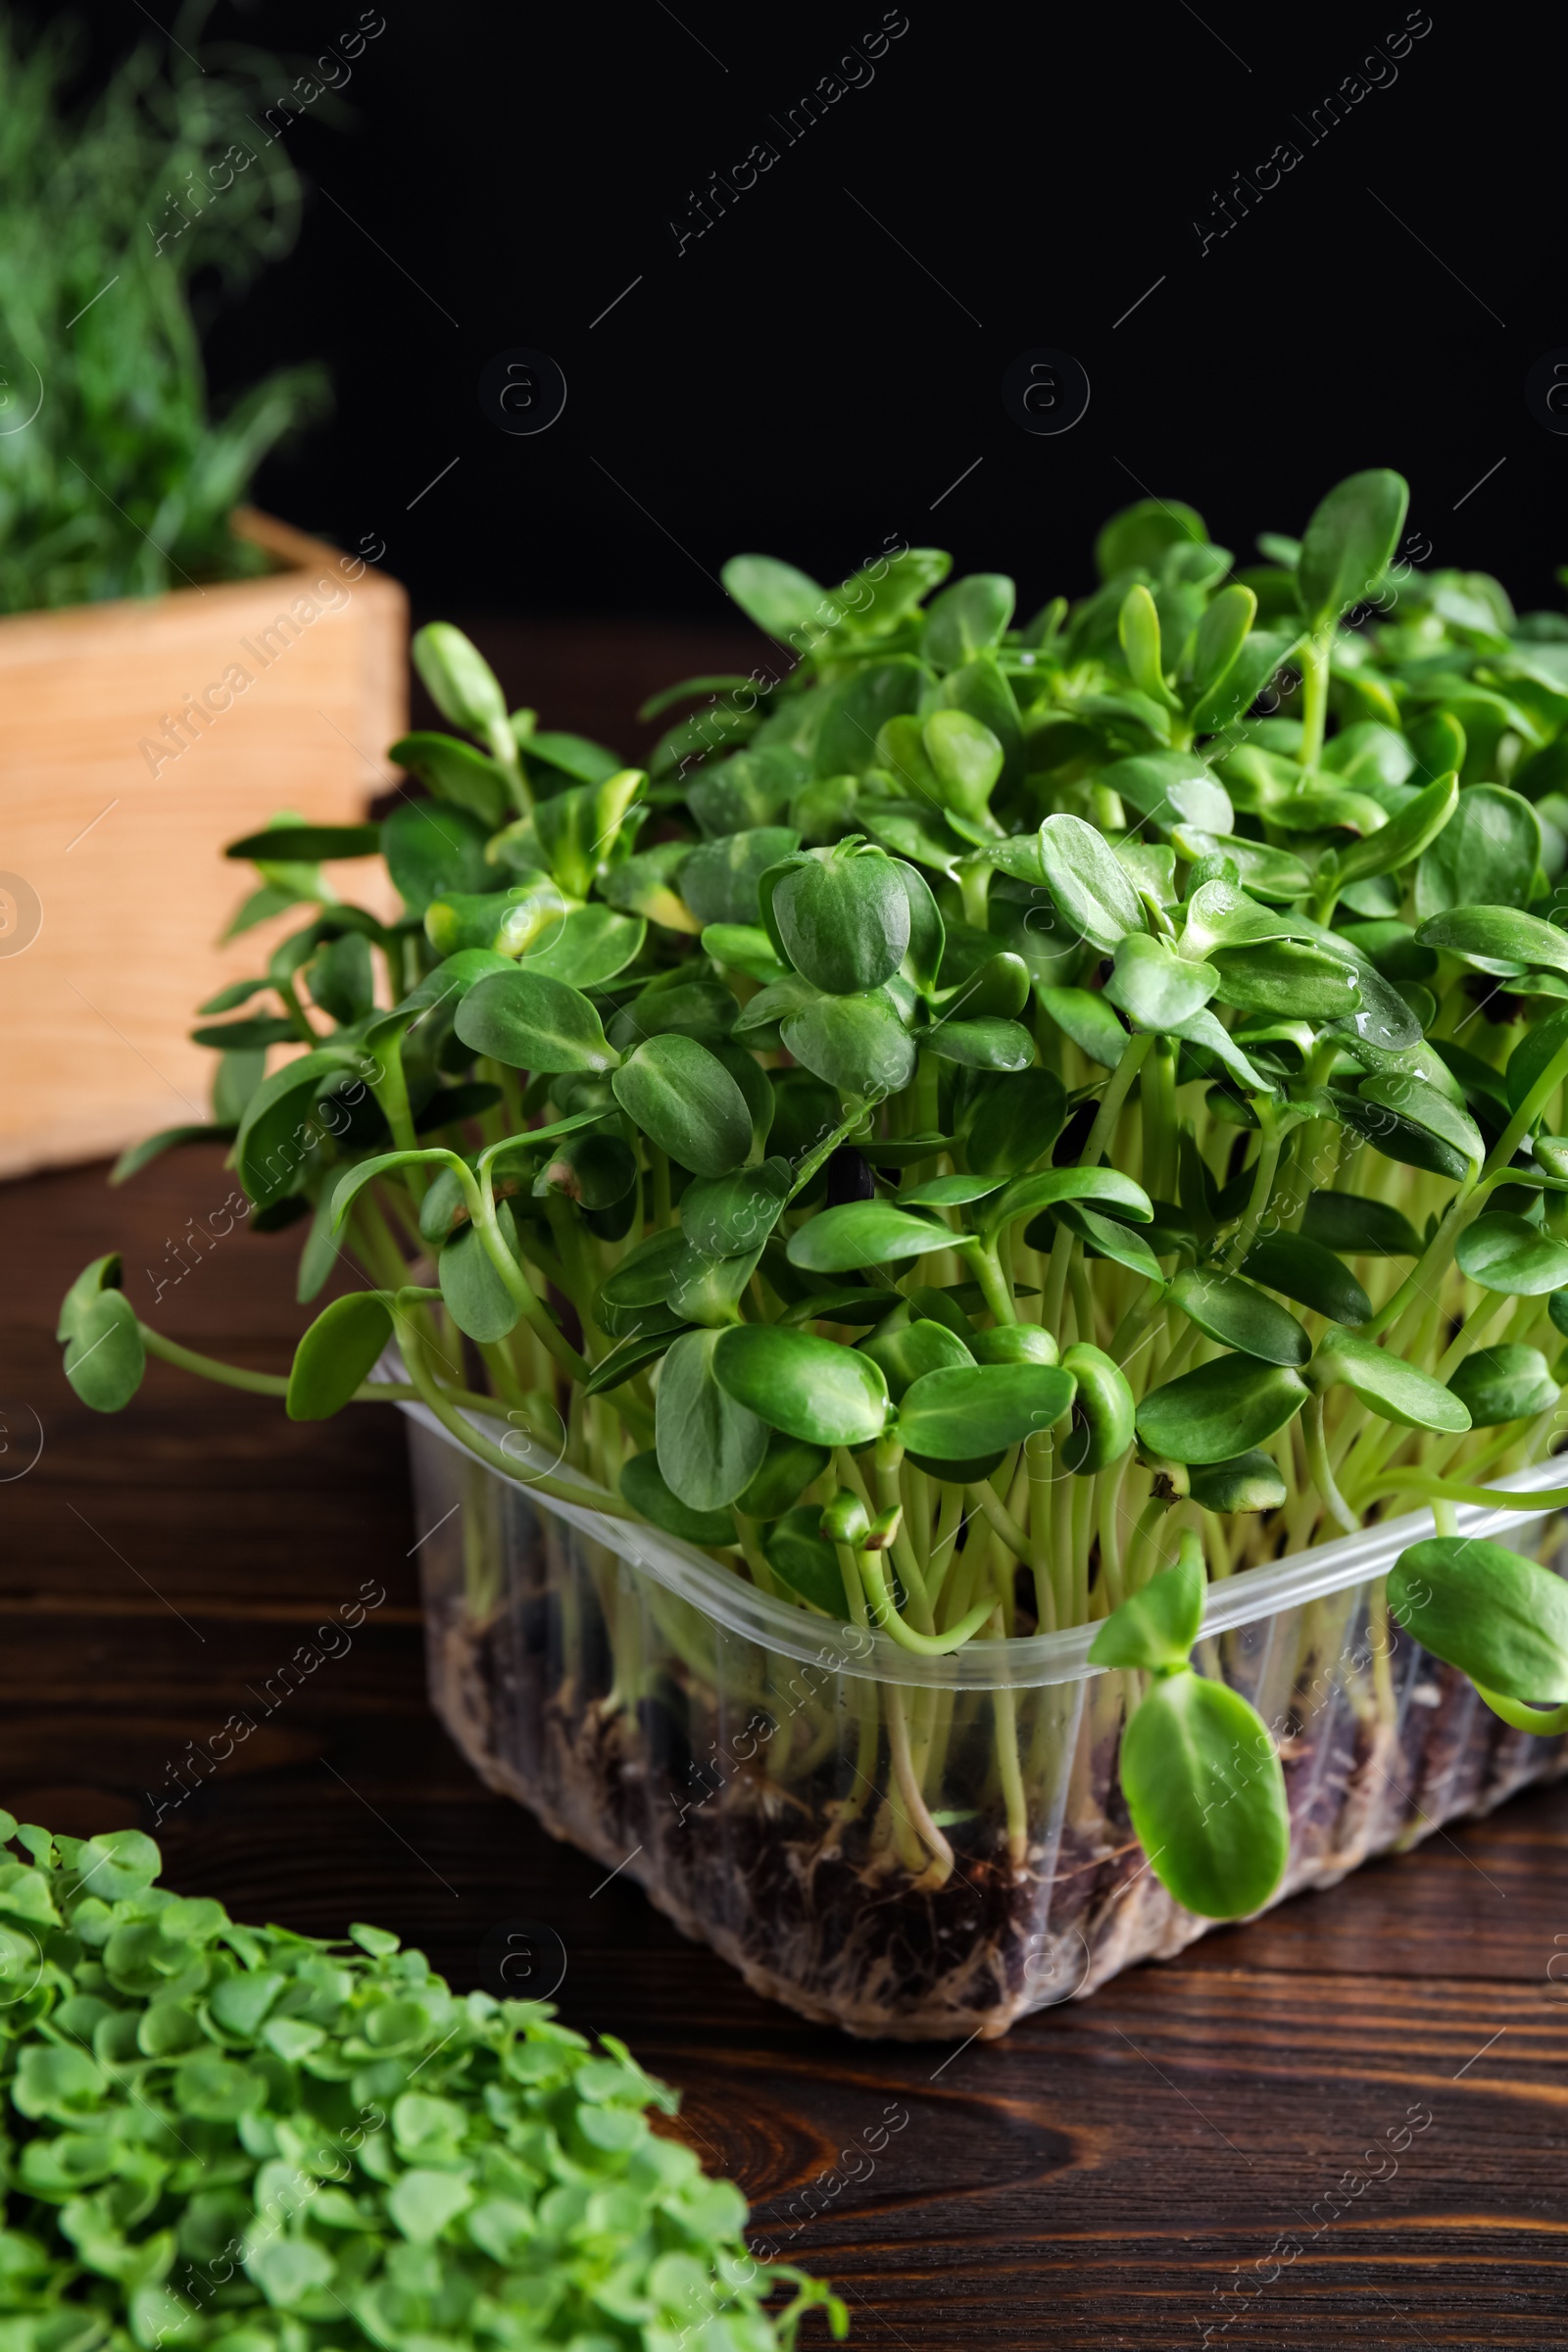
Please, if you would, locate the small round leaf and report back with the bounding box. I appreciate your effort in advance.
[455,969,616,1074]
[1119,1671,1290,1919]
[612,1036,753,1179]
[286,1294,393,1421]
[1135,1355,1308,1464]
[787,1200,958,1276]
[1168,1267,1311,1368]
[712,1326,891,1447]
[1456,1213,1568,1298]
[1390,1538,1568,1704]
[894,1361,1075,1458]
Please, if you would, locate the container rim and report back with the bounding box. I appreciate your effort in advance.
[398,1399,1568,1690]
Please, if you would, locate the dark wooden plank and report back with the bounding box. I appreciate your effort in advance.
[7,625,1567,2346]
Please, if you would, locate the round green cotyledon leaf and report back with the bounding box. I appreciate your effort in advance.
[1299,1191,1422,1257]
[413,618,510,738]
[1090,1539,1203,1672]
[517,905,648,988]
[771,845,910,995]
[1118,1670,1290,1919]
[1328,1079,1480,1184]
[680,827,804,928]
[947,949,1031,1020]
[1390,1538,1568,1704]
[922,1016,1035,1071]
[762,1505,852,1618]
[1035,812,1144,951]
[58,1255,145,1413]
[612,1036,753,1179]
[1117,582,1172,705]
[455,969,616,1074]
[380,801,492,915]
[858,1315,974,1406]
[1446,1345,1559,1428]
[438,1215,520,1345]
[64,1286,145,1413]
[1058,1342,1136,1473]
[712,1325,891,1447]
[1455,1213,1568,1298]
[1309,1330,1470,1433]
[1136,1355,1309,1464]
[1415,904,1568,980]
[1050,1200,1165,1285]
[734,1433,831,1520]
[982,1164,1153,1239]
[720,552,826,642]
[779,990,917,1097]
[1103,934,1219,1031]
[1186,1450,1289,1513]
[899,1174,1005,1209]
[1244,1233,1371,1326]
[655,1330,768,1510]
[1186,583,1257,710]
[1100,750,1233,837]
[1095,496,1207,579]
[923,707,1004,822]
[234,1048,357,1213]
[1296,466,1408,633]
[1208,938,1360,1022]
[893,1361,1075,1459]
[285,1294,393,1421]
[964,1066,1067,1174]
[1037,984,1129,1068]
[925,572,1016,669]
[582,1324,683,1398]
[425,877,575,959]
[787,1200,960,1276]
[367,949,514,1052]
[1168,1267,1311,1368]
[679,1160,793,1258]
[619,1450,736,1547]
[387,731,512,828]
[967,1326,1058,1366]
[1413,784,1541,922]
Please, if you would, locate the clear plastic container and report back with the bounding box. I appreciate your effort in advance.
[402,1403,1568,2040]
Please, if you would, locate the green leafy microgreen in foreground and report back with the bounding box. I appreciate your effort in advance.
[0,1818,844,2349]
[1091,1534,1291,1917]
[63,471,1568,1931]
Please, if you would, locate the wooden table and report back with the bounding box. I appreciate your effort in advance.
[8,624,1567,2348]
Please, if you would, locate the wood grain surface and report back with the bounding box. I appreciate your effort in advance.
[6,624,1567,2350]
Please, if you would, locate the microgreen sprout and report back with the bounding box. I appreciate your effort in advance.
[65,469,1568,1931]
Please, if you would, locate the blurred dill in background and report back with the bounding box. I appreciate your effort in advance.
[0,1,335,612]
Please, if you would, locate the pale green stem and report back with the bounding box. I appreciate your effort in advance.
[398,1301,639,1518]
[965,1477,1040,1573]
[1043,1033,1152,1327]
[874,1435,935,1630]
[470,1182,589,1382]
[1219,1098,1283,1272]
[1303,1395,1357,1536]
[1298,624,1332,768]
[883,1687,955,1885]
[858,1551,997,1654]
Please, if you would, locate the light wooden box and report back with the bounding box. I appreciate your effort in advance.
[0,511,406,1179]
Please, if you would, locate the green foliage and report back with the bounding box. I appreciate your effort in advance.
[65,473,1568,1939]
[1090,1535,1290,1916]
[1391,1539,1568,1709]
[0,1817,843,2349]
[0,13,331,612]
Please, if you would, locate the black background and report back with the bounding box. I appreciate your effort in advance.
[63,0,1568,626]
